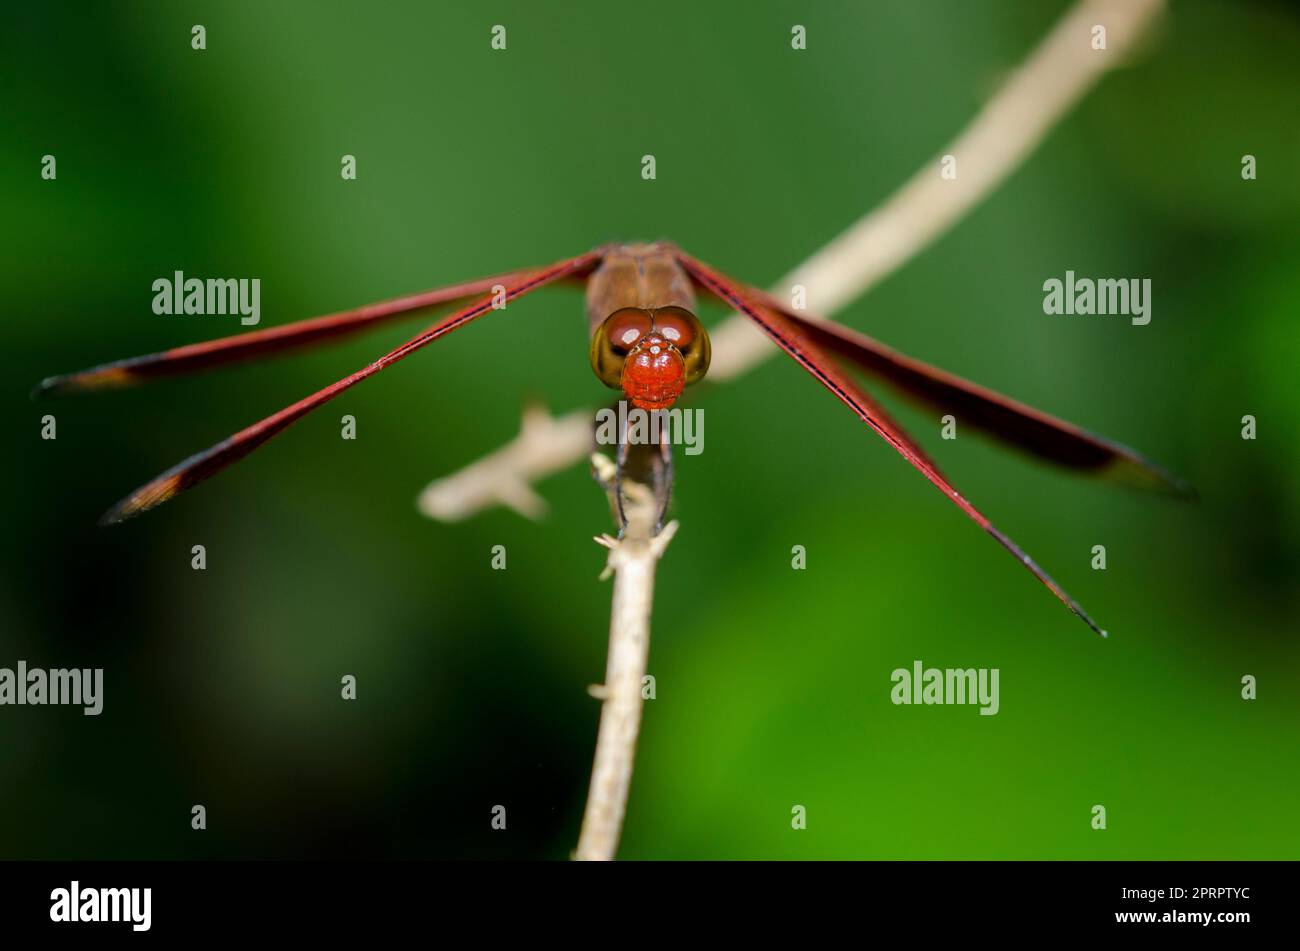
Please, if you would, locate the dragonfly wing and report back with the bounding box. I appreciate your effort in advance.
[35,269,534,397]
[676,248,1107,637]
[739,284,1193,499]
[99,250,604,524]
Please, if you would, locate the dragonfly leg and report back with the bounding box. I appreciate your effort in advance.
[653,413,674,534]
[614,407,630,537]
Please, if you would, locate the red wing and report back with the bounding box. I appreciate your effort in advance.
[675,249,1107,637]
[832,364,945,476]
[34,269,533,397]
[97,250,604,525]
[739,284,1193,499]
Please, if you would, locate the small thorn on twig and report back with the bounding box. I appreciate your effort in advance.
[650,520,680,555]
[587,684,610,700]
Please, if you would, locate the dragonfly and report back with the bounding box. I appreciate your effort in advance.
[36,241,1192,636]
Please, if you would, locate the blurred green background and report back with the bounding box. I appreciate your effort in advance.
[2,0,1297,860]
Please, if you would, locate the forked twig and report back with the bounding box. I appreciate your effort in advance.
[417,403,592,521]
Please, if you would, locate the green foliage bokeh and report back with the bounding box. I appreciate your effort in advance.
[1,0,1297,859]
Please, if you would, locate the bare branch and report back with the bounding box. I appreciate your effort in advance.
[573,455,678,861]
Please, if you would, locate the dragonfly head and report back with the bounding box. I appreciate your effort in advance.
[590,306,710,410]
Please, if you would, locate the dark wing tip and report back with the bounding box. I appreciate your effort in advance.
[1107,450,1197,502]
[1169,478,1199,503]
[98,471,187,527]
[33,364,139,399]
[1066,600,1109,639]
[96,505,131,528]
[31,375,69,400]
[1162,468,1199,503]
[97,483,175,527]
[985,526,1109,639]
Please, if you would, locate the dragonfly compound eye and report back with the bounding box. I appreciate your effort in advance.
[590,307,653,388]
[652,306,710,385]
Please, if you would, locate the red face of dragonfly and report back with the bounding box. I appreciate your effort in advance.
[589,306,711,410]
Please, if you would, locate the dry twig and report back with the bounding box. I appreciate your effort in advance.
[573,455,678,861]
